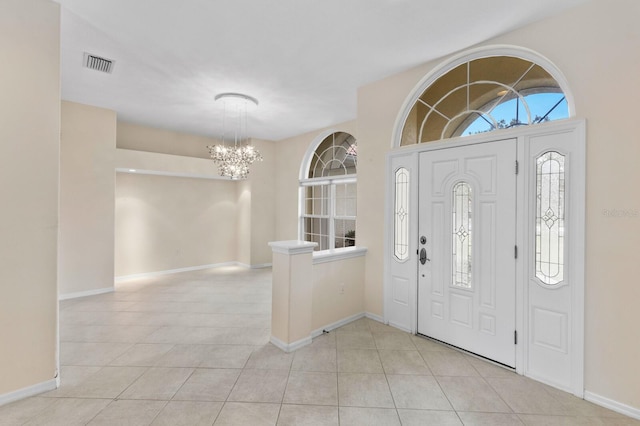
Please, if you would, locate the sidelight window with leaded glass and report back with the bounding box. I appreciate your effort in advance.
[535,151,565,285]
[452,182,472,288]
[394,167,410,261]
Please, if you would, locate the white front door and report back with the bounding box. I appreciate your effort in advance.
[418,138,517,367]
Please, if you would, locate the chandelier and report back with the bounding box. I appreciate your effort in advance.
[207,93,262,179]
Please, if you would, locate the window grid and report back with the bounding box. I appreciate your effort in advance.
[300,132,357,252]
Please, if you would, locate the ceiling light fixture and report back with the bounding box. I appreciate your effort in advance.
[207,93,262,180]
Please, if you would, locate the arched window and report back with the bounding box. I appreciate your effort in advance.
[300,132,357,251]
[401,55,569,145]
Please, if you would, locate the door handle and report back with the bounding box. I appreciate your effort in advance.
[420,248,430,265]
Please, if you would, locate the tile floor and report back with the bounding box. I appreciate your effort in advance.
[1,266,637,425]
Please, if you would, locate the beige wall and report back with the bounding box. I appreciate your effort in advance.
[117,121,218,159]
[115,173,238,276]
[355,0,640,409]
[274,121,358,241]
[0,0,60,396]
[59,101,116,297]
[312,257,365,331]
[248,139,276,265]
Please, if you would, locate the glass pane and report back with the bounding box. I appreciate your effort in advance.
[403,56,568,145]
[535,151,565,285]
[304,185,329,216]
[335,183,356,217]
[304,217,330,251]
[394,167,410,261]
[452,182,472,288]
[309,132,357,178]
[335,219,356,248]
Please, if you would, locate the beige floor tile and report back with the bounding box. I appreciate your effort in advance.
[142,326,199,344]
[120,367,194,400]
[60,325,159,343]
[337,407,401,426]
[337,348,383,373]
[244,344,294,370]
[457,411,525,425]
[228,369,289,403]
[199,345,256,369]
[335,318,370,333]
[87,399,167,425]
[109,343,175,366]
[154,344,212,367]
[421,350,479,376]
[173,368,241,401]
[283,371,338,405]
[277,404,338,426]
[411,335,455,352]
[309,332,337,348]
[378,350,431,374]
[372,331,416,350]
[465,355,518,378]
[55,366,148,398]
[213,402,280,426]
[437,376,511,412]
[543,385,627,418]
[291,345,337,372]
[60,342,133,366]
[151,401,223,426]
[0,397,56,425]
[397,409,463,425]
[387,374,452,410]
[486,377,568,415]
[23,398,111,426]
[42,365,102,397]
[365,319,406,334]
[336,331,376,349]
[337,373,395,408]
[517,414,639,425]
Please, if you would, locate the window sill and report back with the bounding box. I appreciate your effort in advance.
[312,246,367,265]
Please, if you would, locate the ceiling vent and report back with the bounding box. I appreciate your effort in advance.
[83,52,114,74]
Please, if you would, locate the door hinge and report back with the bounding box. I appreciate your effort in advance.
[514,330,518,345]
[514,245,518,259]
[515,160,519,175]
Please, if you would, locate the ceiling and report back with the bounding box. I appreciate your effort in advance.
[55,0,587,141]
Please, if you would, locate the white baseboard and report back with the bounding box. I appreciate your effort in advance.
[311,312,366,338]
[59,286,113,301]
[114,262,238,282]
[584,391,640,420]
[237,262,273,270]
[0,379,57,407]
[365,312,384,323]
[270,335,312,353]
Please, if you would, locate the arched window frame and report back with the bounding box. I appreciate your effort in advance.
[392,45,575,148]
[299,130,357,252]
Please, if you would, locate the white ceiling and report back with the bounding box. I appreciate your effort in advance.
[55,0,587,141]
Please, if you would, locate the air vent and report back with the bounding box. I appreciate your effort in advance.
[83,52,114,74]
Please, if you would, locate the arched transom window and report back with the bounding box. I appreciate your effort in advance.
[401,55,569,145]
[300,132,357,251]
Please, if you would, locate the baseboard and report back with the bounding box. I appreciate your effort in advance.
[59,286,113,301]
[584,391,640,420]
[114,262,238,282]
[236,262,273,270]
[311,312,366,338]
[387,320,412,333]
[0,379,57,407]
[270,335,312,353]
[365,312,384,323]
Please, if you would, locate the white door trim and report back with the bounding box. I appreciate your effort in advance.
[384,118,585,396]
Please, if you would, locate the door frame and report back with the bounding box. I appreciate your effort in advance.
[383,118,585,396]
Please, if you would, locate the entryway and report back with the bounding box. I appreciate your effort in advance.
[417,138,517,367]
